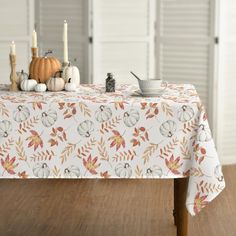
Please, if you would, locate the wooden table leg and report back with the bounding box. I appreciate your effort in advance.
[174,178,189,236]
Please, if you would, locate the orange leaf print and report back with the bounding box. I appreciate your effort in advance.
[108,130,125,151]
[18,171,28,179]
[165,155,183,175]
[1,154,19,175]
[26,130,43,151]
[193,192,208,214]
[100,171,111,178]
[83,155,101,175]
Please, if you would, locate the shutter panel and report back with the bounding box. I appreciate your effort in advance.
[92,0,156,84]
[218,0,236,164]
[156,0,215,120]
[36,0,89,83]
[0,0,34,84]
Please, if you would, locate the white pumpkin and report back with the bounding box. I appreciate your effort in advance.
[13,105,30,122]
[146,166,163,178]
[123,109,140,127]
[34,82,47,92]
[47,76,65,92]
[33,163,50,178]
[0,120,12,138]
[95,105,112,122]
[115,163,132,178]
[214,165,224,182]
[77,120,94,137]
[197,124,211,142]
[65,78,77,92]
[16,70,28,85]
[160,120,177,138]
[62,63,80,87]
[20,78,37,91]
[41,109,57,127]
[177,105,194,122]
[64,165,80,178]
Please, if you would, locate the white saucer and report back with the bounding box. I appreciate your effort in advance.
[135,89,166,97]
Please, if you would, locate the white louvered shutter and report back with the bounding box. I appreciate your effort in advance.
[0,0,34,84]
[92,0,156,84]
[156,0,216,125]
[36,0,89,83]
[217,0,236,164]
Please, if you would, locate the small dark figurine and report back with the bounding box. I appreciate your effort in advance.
[105,73,115,92]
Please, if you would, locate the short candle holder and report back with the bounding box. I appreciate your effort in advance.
[31,47,38,59]
[9,54,19,91]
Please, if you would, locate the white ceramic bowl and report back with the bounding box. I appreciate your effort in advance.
[138,79,168,93]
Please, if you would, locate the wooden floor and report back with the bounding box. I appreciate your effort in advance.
[0,165,235,236]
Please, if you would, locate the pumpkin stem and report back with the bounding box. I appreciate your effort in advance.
[44,50,53,57]
[68,78,71,83]
[21,69,24,74]
[39,78,41,83]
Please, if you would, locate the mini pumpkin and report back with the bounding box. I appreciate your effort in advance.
[178,105,194,122]
[47,73,65,92]
[123,109,140,127]
[0,120,12,138]
[64,165,80,178]
[16,70,28,85]
[95,105,112,122]
[29,50,61,83]
[20,78,37,91]
[35,79,47,92]
[41,109,57,127]
[13,105,30,122]
[65,78,77,92]
[146,166,163,178]
[214,165,224,182]
[197,124,211,142]
[62,62,80,87]
[77,120,94,138]
[160,120,177,138]
[115,163,132,178]
[33,163,50,178]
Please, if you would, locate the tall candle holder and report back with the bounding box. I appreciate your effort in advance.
[9,54,19,91]
[31,47,38,59]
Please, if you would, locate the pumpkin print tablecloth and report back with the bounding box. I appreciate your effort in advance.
[0,84,225,215]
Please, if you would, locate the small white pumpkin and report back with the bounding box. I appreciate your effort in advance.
[41,109,57,127]
[146,166,163,178]
[47,73,65,92]
[20,78,37,91]
[0,120,12,138]
[65,78,77,92]
[115,163,132,178]
[77,120,94,137]
[13,105,30,122]
[16,70,28,85]
[177,105,194,122]
[33,163,50,178]
[123,109,140,127]
[34,80,47,92]
[95,105,112,122]
[62,62,80,87]
[160,120,177,138]
[64,165,80,178]
[197,124,211,142]
[214,165,224,182]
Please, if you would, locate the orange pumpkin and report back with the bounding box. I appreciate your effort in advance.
[29,51,61,83]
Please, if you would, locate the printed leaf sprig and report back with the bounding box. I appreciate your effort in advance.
[161,102,173,117]
[79,102,91,117]
[196,180,224,194]
[77,138,96,159]
[180,137,191,160]
[0,102,9,117]
[60,143,77,164]
[141,102,159,119]
[159,138,178,159]
[58,102,77,119]
[15,138,27,162]
[97,137,110,162]
[18,116,39,134]
[30,150,55,162]
[142,143,159,164]
[0,138,14,157]
[113,150,136,162]
[48,127,67,147]
[100,116,121,134]
[131,127,149,147]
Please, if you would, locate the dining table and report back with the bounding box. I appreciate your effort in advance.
[0,83,225,236]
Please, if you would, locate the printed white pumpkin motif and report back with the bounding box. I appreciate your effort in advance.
[64,165,80,178]
[33,163,50,178]
[0,120,12,138]
[146,166,163,178]
[177,105,194,122]
[197,124,211,142]
[13,105,30,122]
[160,120,177,138]
[123,109,140,127]
[214,165,224,182]
[77,120,94,137]
[41,109,57,127]
[115,163,132,178]
[95,105,112,122]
